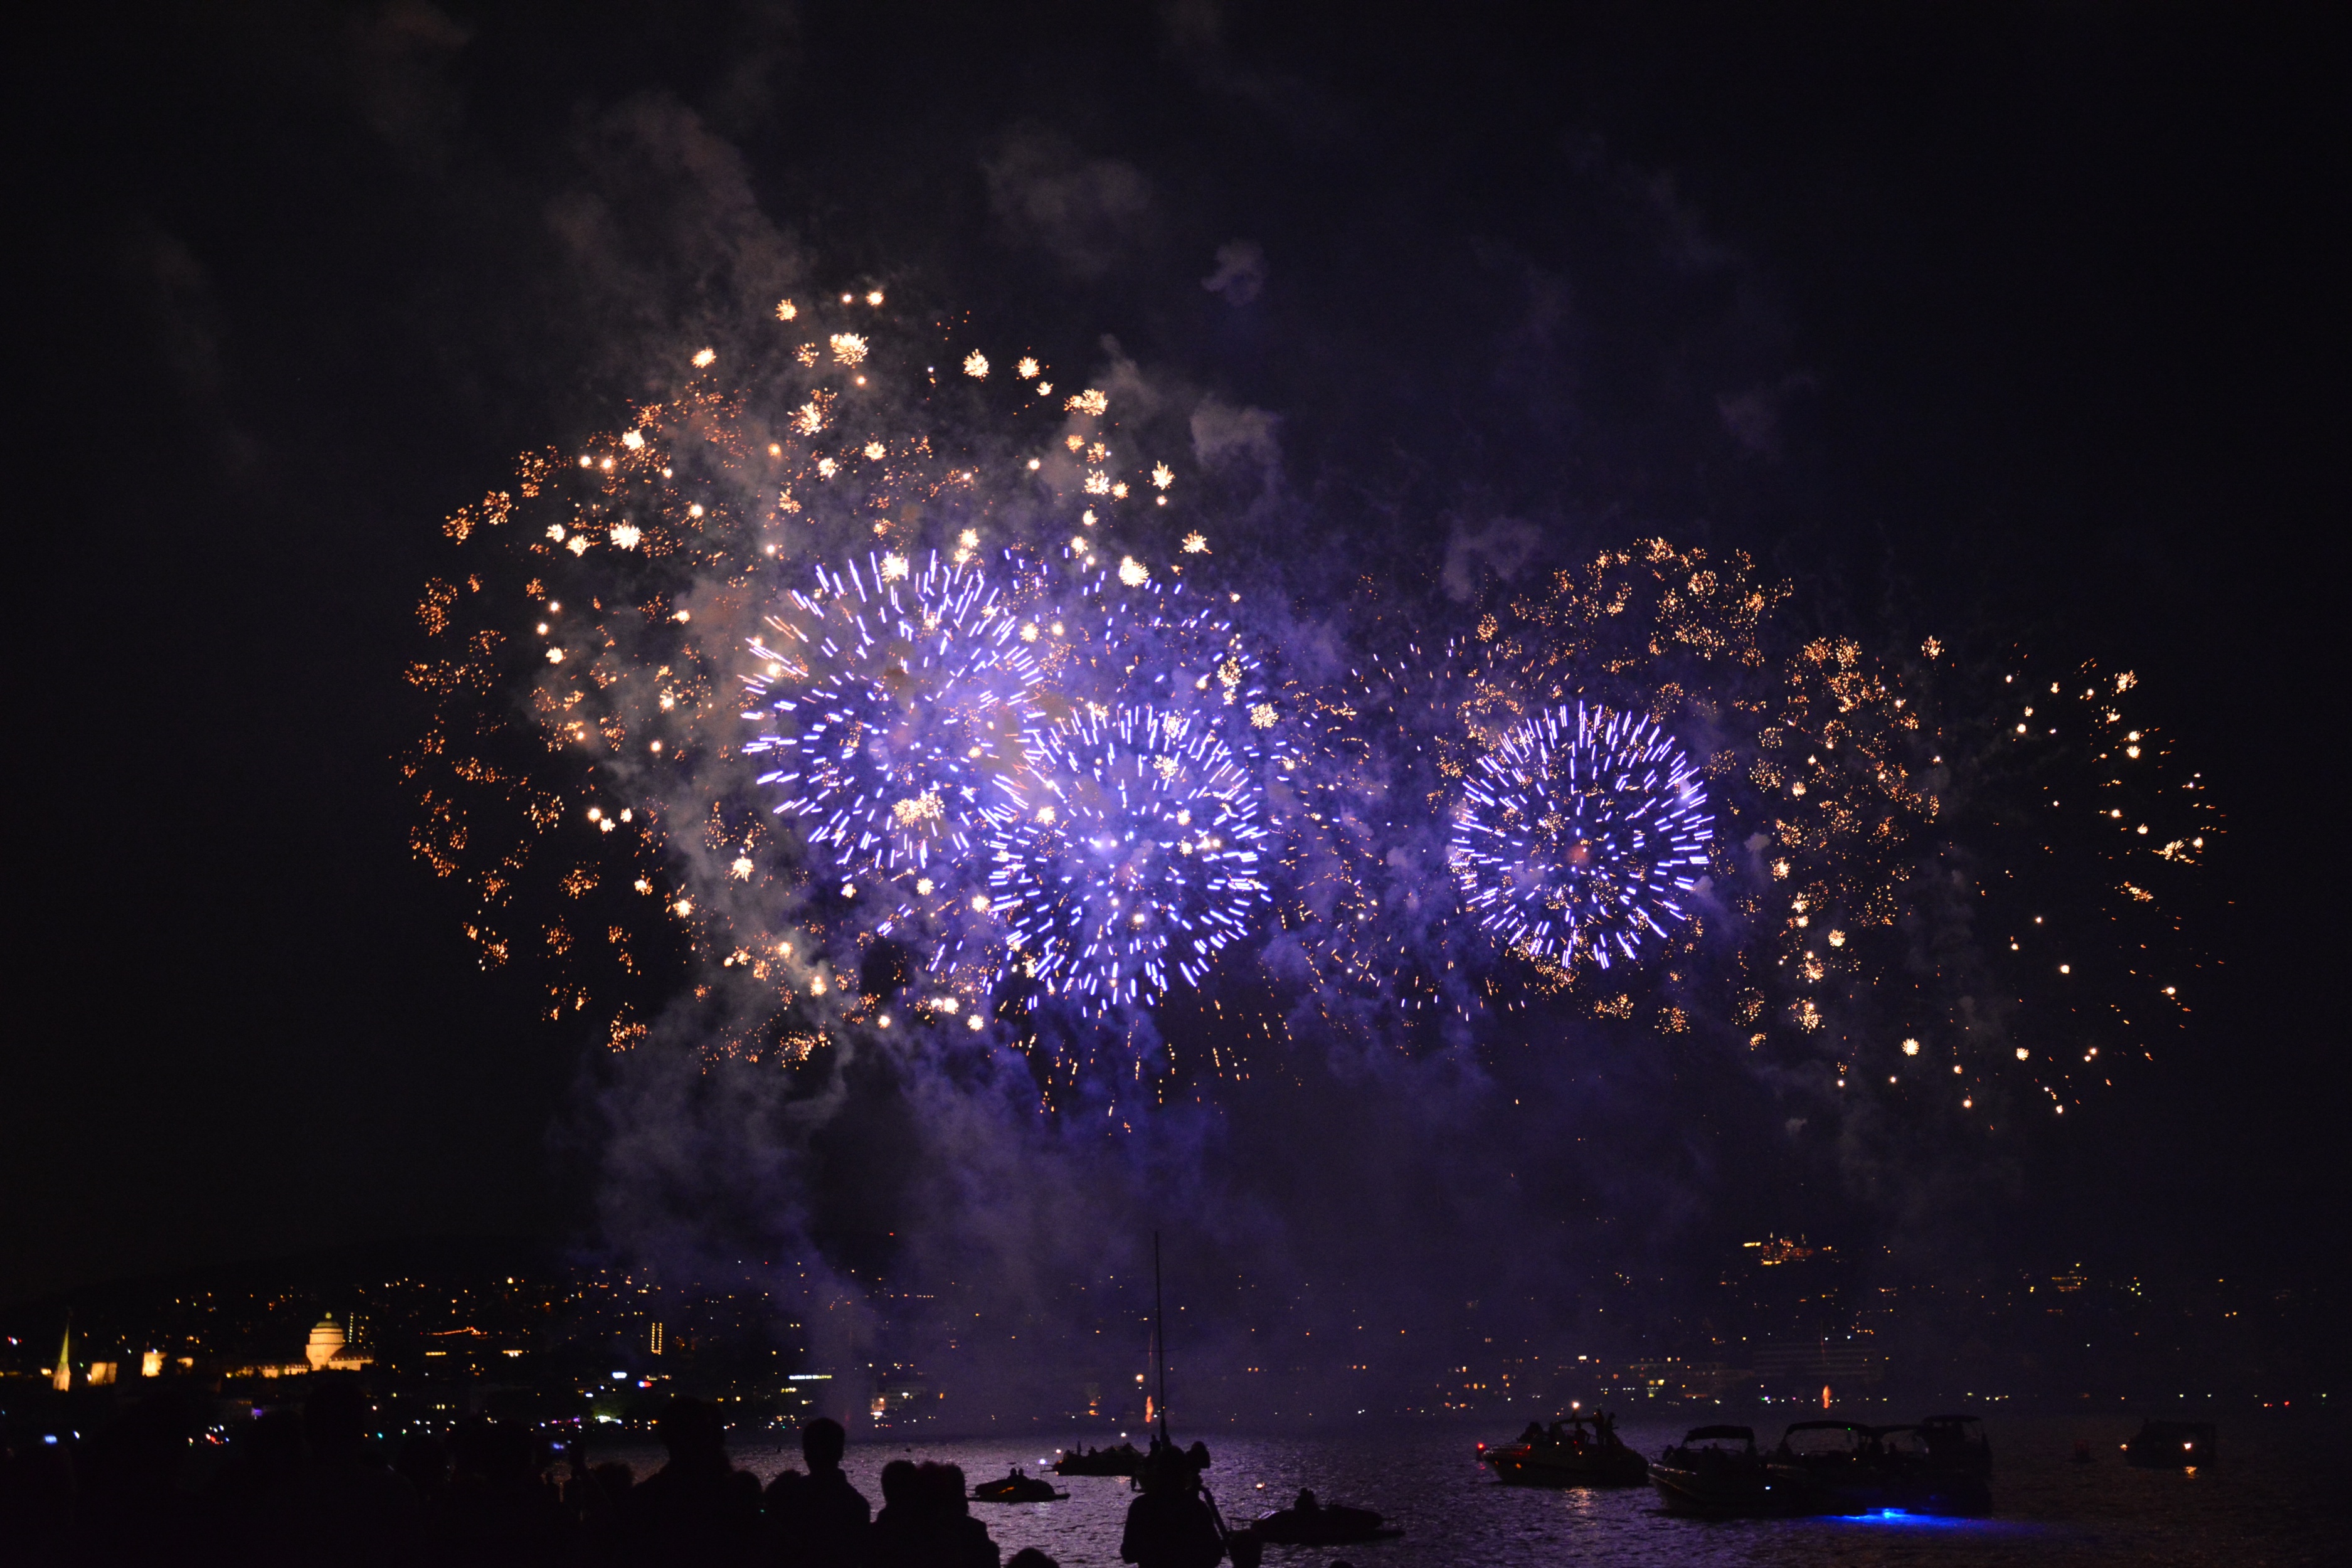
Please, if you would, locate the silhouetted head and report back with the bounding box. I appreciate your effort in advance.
[1007,1551,1060,1568]
[394,1431,448,1495]
[658,1397,728,1469]
[84,1392,194,1502]
[0,1442,77,1536]
[1139,1449,1195,1495]
[803,1416,847,1471]
[303,1375,369,1464]
[919,1461,968,1516]
[452,1419,534,1490]
[878,1458,918,1511]
[248,1410,307,1478]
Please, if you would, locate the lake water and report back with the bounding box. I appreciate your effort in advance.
[587,1410,2341,1567]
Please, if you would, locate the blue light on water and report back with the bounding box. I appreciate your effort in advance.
[1835,1509,1981,1530]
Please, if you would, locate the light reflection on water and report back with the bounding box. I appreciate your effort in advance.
[582,1412,2333,1566]
[1828,1508,2022,1532]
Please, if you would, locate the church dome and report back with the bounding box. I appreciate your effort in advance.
[305,1316,346,1370]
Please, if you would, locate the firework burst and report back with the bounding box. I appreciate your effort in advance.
[988,704,1270,1012]
[741,549,1040,879]
[401,295,1224,1065]
[1451,702,1714,970]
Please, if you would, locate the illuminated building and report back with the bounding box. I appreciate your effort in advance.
[305,1315,373,1372]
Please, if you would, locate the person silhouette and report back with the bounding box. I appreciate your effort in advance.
[766,1416,870,1567]
[618,1396,760,1562]
[438,1417,572,1568]
[1121,1448,1224,1568]
[300,1378,418,1565]
[870,1461,996,1567]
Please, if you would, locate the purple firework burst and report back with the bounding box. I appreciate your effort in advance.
[742,550,1039,879]
[1449,702,1713,968]
[988,704,1270,1012]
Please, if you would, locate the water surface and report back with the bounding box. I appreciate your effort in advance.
[590,1411,2339,1566]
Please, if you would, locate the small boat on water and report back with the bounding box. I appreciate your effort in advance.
[1650,1425,1790,1515]
[1917,1414,1993,1484]
[970,1467,1069,1503]
[1764,1421,1893,1513]
[1478,1411,1650,1487]
[2123,1419,2216,1469]
[1761,1417,1994,1515]
[1246,1490,1402,1546]
[1053,1443,1145,1477]
[1873,1424,1993,1513]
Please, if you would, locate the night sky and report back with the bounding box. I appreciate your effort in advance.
[9,3,2343,1322]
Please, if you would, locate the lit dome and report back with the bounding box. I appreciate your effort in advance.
[304,1316,346,1370]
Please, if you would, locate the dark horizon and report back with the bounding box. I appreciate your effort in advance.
[9,0,2343,1407]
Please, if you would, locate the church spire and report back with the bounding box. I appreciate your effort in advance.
[51,1314,72,1392]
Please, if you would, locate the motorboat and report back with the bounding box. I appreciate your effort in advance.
[1246,1491,1402,1546]
[1916,1414,1992,1483]
[970,1466,1069,1503]
[1052,1443,1144,1476]
[1873,1424,1993,1513]
[2123,1419,2216,1469]
[1650,1424,1789,1515]
[1478,1411,1650,1486]
[1764,1421,1890,1513]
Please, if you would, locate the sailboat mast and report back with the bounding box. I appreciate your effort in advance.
[1153,1230,1168,1432]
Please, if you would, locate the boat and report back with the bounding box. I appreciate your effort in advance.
[1650,1425,1791,1515]
[1917,1414,1992,1483]
[1873,1425,1993,1513]
[970,1466,1069,1503]
[1478,1412,1650,1486]
[1052,1443,1144,1477]
[1754,1418,1998,1516]
[2123,1419,2216,1469]
[1246,1491,1402,1546]
[1763,1421,1892,1513]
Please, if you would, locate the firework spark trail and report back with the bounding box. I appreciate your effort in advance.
[988,704,1270,1013]
[1450,702,1714,969]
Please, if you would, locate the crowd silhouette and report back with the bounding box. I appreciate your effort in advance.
[0,1381,1112,1567]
